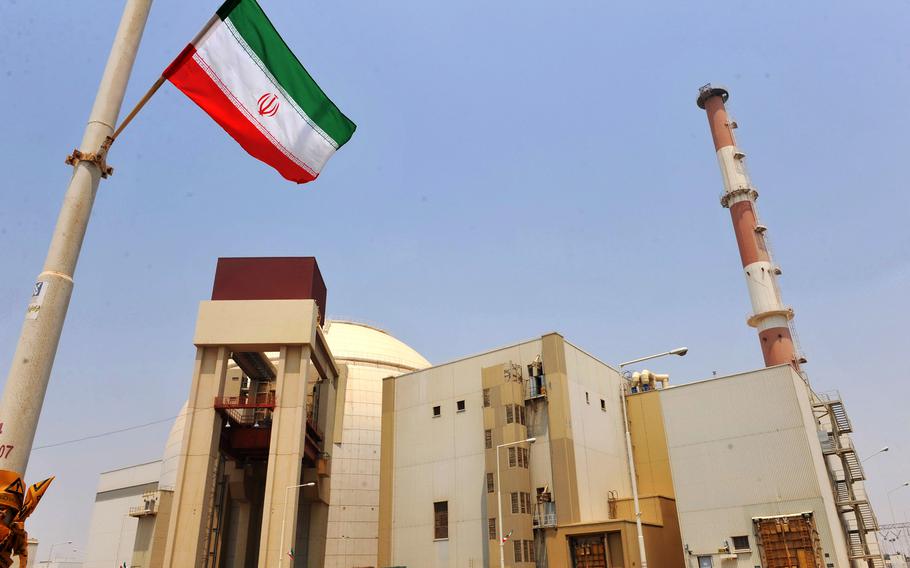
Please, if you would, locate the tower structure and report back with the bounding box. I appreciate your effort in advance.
[161,257,345,568]
[696,84,802,370]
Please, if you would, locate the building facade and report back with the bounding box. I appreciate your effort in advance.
[629,364,883,568]
[379,332,684,568]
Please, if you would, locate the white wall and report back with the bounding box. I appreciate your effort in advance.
[563,342,631,521]
[660,365,850,568]
[83,461,160,568]
[390,340,542,568]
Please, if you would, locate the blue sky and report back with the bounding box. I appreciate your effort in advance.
[1,0,908,561]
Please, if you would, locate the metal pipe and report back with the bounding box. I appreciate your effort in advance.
[620,381,648,568]
[0,0,154,475]
[278,482,315,568]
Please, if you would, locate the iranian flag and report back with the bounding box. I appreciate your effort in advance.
[164,0,356,184]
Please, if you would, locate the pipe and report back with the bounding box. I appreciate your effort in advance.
[621,382,648,568]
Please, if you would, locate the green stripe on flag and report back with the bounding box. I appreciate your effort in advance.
[216,0,356,147]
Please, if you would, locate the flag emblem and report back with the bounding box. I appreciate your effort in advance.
[257,93,279,117]
[163,0,356,184]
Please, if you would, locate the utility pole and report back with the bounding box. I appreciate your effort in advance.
[0,0,154,476]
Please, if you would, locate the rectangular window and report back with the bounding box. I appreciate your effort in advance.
[517,405,526,425]
[514,540,524,562]
[524,492,533,513]
[526,540,536,562]
[485,429,493,449]
[486,472,495,493]
[456,399,465,412]
[731,535,750,550]
[433,501,448,539]
[483,388,491,407]
[509,447,517,467]
[520,492,528,513]
[506,404,515,424]
[432,405,441,417]
[523,447,529,468]
[585,391,590,404]
[601,398,606,411]
[511,492,519,514]
[488,517,497,540]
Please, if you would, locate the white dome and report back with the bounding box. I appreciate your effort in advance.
[323,320,430,372]
[159,401,187,490]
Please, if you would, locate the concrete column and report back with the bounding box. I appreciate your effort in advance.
[258,345,312,567]
[162,346,229,567]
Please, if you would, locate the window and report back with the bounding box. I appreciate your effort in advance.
[485,429,493,449]
[433,501,448,539]
[488,517,497,540]
[585,391,590,404]
[506,404,515,424]
[510,447,529,469]
[432,405,441,417]
[514,540,523,563]
[505,404,526,425]
[697,556,713,568]
[456,399,466,412]
[731,535,750,551]
[517,405,525,425]
[524,540,534,563]
[511,492,531,514]
[600,398,606,412]
[486,472,495,493]
[483,388,491,407]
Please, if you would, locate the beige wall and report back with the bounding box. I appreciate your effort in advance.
[659,366,851,568]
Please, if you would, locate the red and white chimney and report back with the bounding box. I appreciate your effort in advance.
[696,84,802,370]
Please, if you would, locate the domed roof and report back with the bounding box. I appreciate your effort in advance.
[324,320,430,372]
[159,401,187,490]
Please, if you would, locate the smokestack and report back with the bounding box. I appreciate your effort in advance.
[696,84,803,370]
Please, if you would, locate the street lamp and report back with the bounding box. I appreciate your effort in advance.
[888,481,910,523]
[619,347,688,568]
[278,481,316,568]
[861,446,889,463]
[47,540,73,562]
[496,437,536,568]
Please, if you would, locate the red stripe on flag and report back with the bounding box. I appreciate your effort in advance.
[165,46,317,184]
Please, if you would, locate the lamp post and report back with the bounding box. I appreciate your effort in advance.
[496,437,536,568]
[888,482,910,524]
[618,347,688,568]
[861,446,889,463]
[278,481,316,568]
[47,540,73,563]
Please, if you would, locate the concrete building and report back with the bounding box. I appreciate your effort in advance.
[628,364,880,568]
[321,320,430,568]
[82,259,430,568]
[83,460,162,568]
[379,332,685,568]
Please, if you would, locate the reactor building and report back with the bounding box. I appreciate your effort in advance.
[80,86,887,568]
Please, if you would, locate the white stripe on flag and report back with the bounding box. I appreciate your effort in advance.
[195,21,337,174]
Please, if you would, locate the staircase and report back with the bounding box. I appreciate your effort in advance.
[814,391,885,567]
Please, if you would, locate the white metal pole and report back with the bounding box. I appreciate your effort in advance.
[278,482,314,568]
[621,381,648,568]
[497,444,505,568]
[0,0,154,476]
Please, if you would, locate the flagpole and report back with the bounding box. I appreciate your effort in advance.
[0,0,154,477]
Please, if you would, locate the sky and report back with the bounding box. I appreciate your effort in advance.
[1,0,909,562]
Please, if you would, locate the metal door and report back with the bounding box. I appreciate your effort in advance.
[571,534,608,568]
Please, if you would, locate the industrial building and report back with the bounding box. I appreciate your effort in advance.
[77,85,889,568]
[83,258,431,568]
[378,332,685,568]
